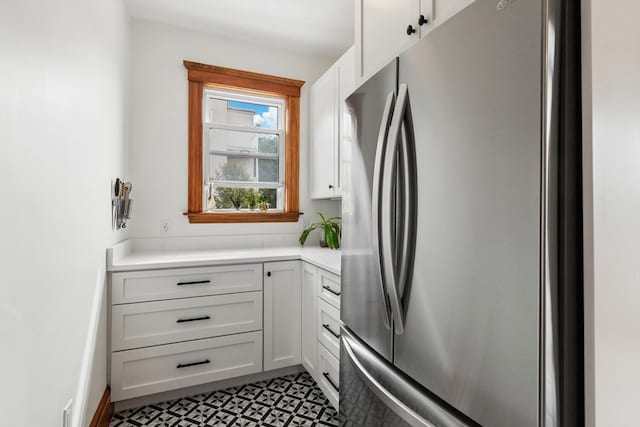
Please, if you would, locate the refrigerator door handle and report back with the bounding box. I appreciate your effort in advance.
[382,83,410,335]
[396,86,418,301]
[342,332,434,427]
[342,327,474,427]
[372,90,396,329]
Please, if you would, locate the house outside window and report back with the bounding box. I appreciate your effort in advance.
[204,89,285,211]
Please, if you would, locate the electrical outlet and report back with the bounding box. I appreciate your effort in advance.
[161,220,170,233]
[62,399,72,427]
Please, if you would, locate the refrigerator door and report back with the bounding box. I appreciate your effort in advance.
[394,1,542,426]
[340,327,477,427]
[342,59,398,361]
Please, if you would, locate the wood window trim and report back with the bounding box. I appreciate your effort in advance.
[184,60,304,223]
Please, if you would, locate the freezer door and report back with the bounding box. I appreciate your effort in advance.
[394,0,542,426]
[341,59,398,361]
[340,327,477,427]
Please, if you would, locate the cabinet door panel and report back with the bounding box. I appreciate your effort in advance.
[111,332,262,401]
[310,67,337,199]
[360,0,420,81]
[335,46,356,196]
[111,264,263,304]
[111,292,262,351]
[318,342,340,410]
[301,263,318,378]
[264,261,302,371]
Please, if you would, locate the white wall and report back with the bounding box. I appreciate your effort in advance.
[582,0,640,425]
[128,19,341,241]
[0,0,129,425]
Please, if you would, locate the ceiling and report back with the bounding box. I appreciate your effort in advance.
[126,0,355,59]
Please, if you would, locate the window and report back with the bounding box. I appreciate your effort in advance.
[184,61,304,223]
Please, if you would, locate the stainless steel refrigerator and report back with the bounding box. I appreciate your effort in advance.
[340,0,583,426]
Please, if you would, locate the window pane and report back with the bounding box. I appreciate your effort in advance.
[205,98,279,130]
[258,159,279,182]
[210,187,279,211]
[209,155,280,184]
[208,128,279,156]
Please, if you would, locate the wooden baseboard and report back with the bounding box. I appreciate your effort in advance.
[89,387,114,427]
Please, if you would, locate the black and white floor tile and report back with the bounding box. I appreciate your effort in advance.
[111,372,339,427]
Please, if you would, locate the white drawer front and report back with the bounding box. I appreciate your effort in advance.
[318,298,342,359]
[318,268,341,309]
[318,342,340,410]
[111,331,263,401]
[112,264,263,304]
[112,292,263,351]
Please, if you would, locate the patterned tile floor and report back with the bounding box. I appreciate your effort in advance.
[111,372,339,427]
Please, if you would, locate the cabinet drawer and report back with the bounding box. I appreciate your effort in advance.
[111,331,263,401]
[318,268,341,309]
[111,264,263,304]
[318,298,341,359]
[318,342,340,410]
[111,292,263,351]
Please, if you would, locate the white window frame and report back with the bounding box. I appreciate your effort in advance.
[202,88,286,211]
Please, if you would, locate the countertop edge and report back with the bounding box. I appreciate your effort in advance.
[107,247,341,276]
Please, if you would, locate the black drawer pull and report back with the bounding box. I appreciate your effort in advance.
[177,359,210,369]
[176,315,211,323]
[322,323,341,339]
[322,285,341,296]
[176,280,211,286]
[322,372,340,392]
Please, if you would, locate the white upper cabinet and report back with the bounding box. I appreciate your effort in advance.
[310,46,356,199]
[355,0,475,84]
[310,66,337,199]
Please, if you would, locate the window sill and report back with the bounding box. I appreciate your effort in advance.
[186,211,301,223]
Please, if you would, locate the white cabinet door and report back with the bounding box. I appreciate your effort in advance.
[357,0,420,82]
[356,0,476,83]
[334,46,356,197]
[111,264,263,304]
[111,292,263,351]
[310,46,356,199]
[318,268,341,310]
[263,261,302,371]
[310,67,337,199]
[318,298,342,359]
[111,331,263,401]
[318,343,340,411]
[301,263,318,379]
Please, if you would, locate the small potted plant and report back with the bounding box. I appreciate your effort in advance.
[228,188,245,210]
[245,189,260,211]
[257,192,270,212]
[299,213,341,249]
[258,199,270,212]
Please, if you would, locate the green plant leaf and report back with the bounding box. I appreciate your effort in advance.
[324,224,339,249]
[299,223,318,246]
[330,223,341,242]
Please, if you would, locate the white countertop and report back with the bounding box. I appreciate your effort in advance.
[107,243,341,275]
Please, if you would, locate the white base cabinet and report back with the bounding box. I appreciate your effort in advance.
[263,261,302,371]
[110,262,266,402]
[301,262,342,411]
[301,263,319,379]
[110,258,338,406]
